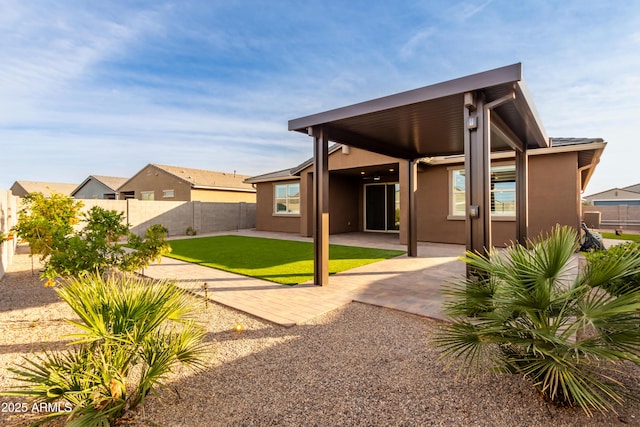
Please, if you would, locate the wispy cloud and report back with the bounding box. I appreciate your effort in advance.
[399,28,437,61]
[1,1,639,194]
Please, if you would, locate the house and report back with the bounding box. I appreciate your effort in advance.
[10,181,79,198]
[71,175,128,199]
[117,164,256,202]
[246,138,605,247]
[583,184,640,206]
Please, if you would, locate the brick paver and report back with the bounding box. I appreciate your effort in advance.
[143,230,465,326]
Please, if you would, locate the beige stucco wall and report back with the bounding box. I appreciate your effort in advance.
[528,151,580,238]
[414,151,580,246]
[118,166,193,201]
[255,181,301,233]
[253,147,583,246]
[191,188,256,203]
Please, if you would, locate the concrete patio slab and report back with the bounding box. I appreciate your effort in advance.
[143,230,466,326]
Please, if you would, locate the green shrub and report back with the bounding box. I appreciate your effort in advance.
[3,274,209,426]
[584,242,640,296]
[12,191,83,260]
[12,193,171,284]
[435,226,640,416]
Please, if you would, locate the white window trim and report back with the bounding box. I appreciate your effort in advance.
[140,191,154,201]
[273,182,300,215]
[163,189,175,198]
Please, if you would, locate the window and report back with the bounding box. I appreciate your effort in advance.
[140,191,154,201]
[163,189,175,198]
[274,183,300,214]
[450,165,516,217]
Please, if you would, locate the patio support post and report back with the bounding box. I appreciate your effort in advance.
[464,91,491,261]
[407,159,418,257]
[312,126,329,286]
[515,146,529,245]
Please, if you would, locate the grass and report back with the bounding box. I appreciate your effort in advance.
[166,235,406,285]
[601,232,640,242]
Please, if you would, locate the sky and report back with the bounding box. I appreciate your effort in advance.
[1,1,639,195]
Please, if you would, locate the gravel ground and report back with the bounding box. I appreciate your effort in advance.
[1,247,640,426]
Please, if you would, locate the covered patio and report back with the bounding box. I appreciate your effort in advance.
[288,63,548,285]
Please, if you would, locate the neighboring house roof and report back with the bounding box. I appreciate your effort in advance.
[10,180,79,197]
[244,168,297,184]
[585,188,640,200]
[121,164,255,192]
[245,144,344,184]
[622,183,640,194]
[71,175,128,196]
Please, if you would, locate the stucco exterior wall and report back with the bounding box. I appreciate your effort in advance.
[329,174,361,234]
[413,152,580,246]
[119,167,193,201]
[254,181,300,233]
[528,152,580,239]
[252,148,583,246]
[73,180,115,199]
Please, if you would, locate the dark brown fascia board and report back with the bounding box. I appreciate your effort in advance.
[288,63,523,132]
[423,141,607,165]
[514,80,549,148]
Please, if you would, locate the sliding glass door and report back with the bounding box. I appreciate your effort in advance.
[365,183,400,232]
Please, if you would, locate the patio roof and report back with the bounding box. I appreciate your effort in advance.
[289,63,549,160]
[288,63,552,285]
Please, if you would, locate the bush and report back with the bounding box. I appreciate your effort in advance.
[435,226,640,416]
[12,191,83,260]
[584,242,640,296]
[12,193,172,285]
[2,274,210,426]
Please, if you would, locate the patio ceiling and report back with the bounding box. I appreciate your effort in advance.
[291,63,548,285]
[289,63,549,159]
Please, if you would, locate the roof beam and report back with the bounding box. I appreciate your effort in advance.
[289,63,523,132]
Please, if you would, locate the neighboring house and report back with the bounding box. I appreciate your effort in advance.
[246,138,605,247]
[117,164,256,202]
[10,181,79,198]
[583,184,640,206]
[71,175,128,199]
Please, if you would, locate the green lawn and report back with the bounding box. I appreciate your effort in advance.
[166,235,406,285]
[601,232,640,242]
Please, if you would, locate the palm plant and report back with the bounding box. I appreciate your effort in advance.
[435,226,640,416]
[3,274,210,426]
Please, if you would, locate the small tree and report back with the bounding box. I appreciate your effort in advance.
[12,192,172,285]
[12,191,83,260]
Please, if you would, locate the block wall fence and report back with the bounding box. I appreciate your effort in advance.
[0,195,256,276]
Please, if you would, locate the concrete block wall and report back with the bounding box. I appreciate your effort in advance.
[76,199,256,236]
[584,205,640,231]
[0,189,18,280]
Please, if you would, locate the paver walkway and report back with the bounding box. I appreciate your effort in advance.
[143,230,464,326]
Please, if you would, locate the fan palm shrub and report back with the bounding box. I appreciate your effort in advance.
[435,226,640,416]
[3,274,210,426]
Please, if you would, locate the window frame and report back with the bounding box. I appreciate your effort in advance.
[140,191,155,201]
[273,182,300,216]
[163,189,175,198]
[447,163,516,221]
